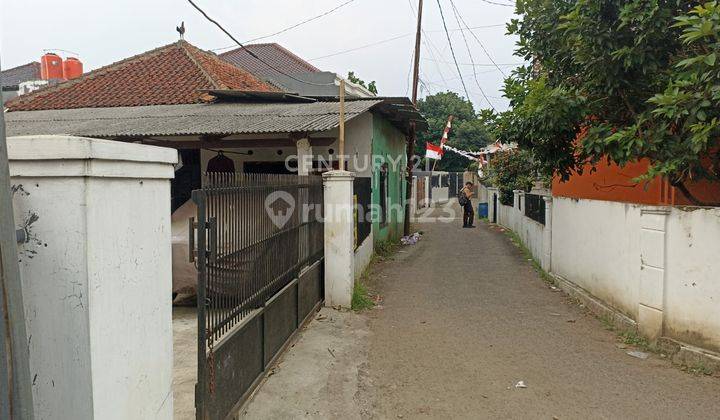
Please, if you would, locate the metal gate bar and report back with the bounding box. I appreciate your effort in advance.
[192,173,324,420]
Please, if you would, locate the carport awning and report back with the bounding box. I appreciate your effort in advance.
[4,98,427,139]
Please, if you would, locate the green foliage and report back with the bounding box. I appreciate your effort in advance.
[373,239,399,260]
[417,92,492,172]
[485,149,537,205]
[496,0,720,204]
[351,280,374,311]
[347,71,378,94]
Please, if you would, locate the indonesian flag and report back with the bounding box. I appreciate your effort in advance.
[425,142,443,160]
[440,116,453,146]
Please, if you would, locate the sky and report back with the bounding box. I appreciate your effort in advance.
[0,0,521,111]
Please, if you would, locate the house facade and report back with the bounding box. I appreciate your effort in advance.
[4,40,426,288]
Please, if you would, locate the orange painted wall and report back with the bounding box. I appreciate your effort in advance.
[553,159,720,206]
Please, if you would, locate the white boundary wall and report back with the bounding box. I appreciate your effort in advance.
[488,188,720,353]
[8,136,176,419]
[493,189,552,271]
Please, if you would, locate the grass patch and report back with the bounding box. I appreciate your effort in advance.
[502,229,556,286]
[351,280,374,311]
[373,239,400,261]
[618,330,653,351]
[684,362,714,376]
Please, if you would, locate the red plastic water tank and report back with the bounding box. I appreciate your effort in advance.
[40,53,63,80]
[62,57,83,80]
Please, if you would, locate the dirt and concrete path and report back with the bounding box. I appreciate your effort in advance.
[241,214,720,419]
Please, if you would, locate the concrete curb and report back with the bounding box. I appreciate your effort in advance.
[552,274,637,332]
[552,273,720,374]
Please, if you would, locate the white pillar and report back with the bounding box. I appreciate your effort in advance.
[296,137,313,176]
[542,196,553,272]
[8,136,177,420]
[487,187,498,223]
[638,208,669,341]
[322,170,355,308]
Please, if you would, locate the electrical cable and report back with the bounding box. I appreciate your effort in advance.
[407,0,450,93]
[449,0,509,77]
[187,0,336,86]
[311,33,412,60]
[479,0,514,7]
[435,0,472,101]
[448,0,496,110]
[212,0,357,51]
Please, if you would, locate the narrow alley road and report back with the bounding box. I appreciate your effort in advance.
[242,214,720,419]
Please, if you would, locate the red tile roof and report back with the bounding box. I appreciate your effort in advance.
[6,41,278,112]
[219,43,320,80]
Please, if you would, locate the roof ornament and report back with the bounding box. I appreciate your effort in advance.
[176,21,186,40]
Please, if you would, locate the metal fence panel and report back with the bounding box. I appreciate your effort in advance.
[524,194,546,225]
[192,173,324,420]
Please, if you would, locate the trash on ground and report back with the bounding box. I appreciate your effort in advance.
[514,381,528,388]
[401,232,422,245]
[627,350,649,360]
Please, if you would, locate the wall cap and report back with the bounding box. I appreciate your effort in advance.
[7,135,178,164]
[322,170,355,181]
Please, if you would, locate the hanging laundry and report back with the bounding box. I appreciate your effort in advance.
[206,151,236,173]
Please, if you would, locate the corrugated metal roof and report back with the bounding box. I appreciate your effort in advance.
[4,100,389,138]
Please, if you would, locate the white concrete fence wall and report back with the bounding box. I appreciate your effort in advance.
[487,185,720,355]
[552,197,720,352]
[8,136,176,419]
[489,188,552,271]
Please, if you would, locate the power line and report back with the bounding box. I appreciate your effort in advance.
[407,0,450,91]
[422,57,523,67]
[435,0,471,101]
[449,0,508,77]
[310,33,412,60]
[449,0,496,110]
[212,0,357,51]
[186,0,335,87]
[309,23,512,61]
[479,0,514,7]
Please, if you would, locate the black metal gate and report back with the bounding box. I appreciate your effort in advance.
[190,173,324,420]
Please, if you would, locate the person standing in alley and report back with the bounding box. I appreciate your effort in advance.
[459,182,475,228]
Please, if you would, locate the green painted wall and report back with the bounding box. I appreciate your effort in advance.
[371,113,407,243]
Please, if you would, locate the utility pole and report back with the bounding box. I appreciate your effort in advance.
[0,60,35,420]
[338,79,346,170]
[403,0,423,236]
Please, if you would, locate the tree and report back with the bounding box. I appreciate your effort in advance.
[347,71,378,94]
[485,149,538,205]
[417,91,492,172]
[495,0,720,205]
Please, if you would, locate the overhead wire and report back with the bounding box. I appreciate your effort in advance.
[212,0,357,51]
[448,0,496,110]
[186,0,336,86]
[435,0,472,101]
[407,0,450,93]
[479,0,514,7]
[449,0,509,77]
[311,33,412,60]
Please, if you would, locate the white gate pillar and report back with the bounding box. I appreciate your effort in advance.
[542,196,553,272]
[8,136,176,420]
[322,170,355,308]
[296,138,313,176]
